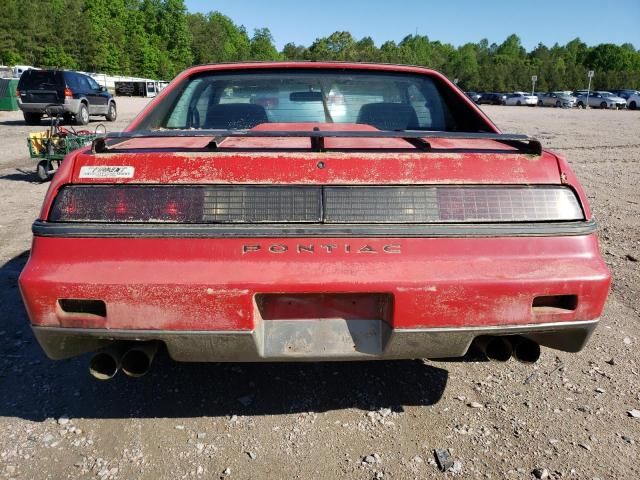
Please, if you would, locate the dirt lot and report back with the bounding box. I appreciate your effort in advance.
[0,101,638,480]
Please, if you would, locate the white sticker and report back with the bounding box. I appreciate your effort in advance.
[79,166,135,179]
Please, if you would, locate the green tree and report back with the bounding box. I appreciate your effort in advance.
[250,28,280,61]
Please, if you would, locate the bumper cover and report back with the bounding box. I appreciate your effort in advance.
[18,99,80,114]
[32,319,598,361]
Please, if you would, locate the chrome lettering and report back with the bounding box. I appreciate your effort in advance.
[383,244,401,253]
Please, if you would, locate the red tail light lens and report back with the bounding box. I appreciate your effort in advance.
[16,89,20,98]
[48,185,584,224]
[64,87,73,98]
[49,186,205,223]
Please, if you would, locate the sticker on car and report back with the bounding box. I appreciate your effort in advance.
[79,166,135,178]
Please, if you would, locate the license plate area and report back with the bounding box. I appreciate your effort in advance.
[254,293,393,359]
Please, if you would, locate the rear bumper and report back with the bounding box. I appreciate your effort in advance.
[32,320,599,361]
[17,99,80,114]
[20,234,611,361]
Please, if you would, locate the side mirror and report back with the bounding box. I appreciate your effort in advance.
[99,85,107,92]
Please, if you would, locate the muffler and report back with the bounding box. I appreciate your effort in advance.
[89,343,128,380]
[121,342,159,378]
[474,336,513,362]
[511,336,541,364]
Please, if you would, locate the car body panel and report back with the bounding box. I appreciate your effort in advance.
[20,234,609,360]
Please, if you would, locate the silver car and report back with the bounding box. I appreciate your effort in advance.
[575,91,627,109]
[537,92,576,108]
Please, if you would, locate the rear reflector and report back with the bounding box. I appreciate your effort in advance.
[48,185,584,223]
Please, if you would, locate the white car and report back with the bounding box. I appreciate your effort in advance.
[626,93,640,110]
[504,92,538,106]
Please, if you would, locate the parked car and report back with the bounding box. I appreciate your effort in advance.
[19,62,610,379]
[504,92,538,106]
[537,92,577,108]
[625,92,640,110]
[465,91,482,103]
[17,69,117,125]
[574,91,626,109]
[608,89,640,101]
[477,92,506,105]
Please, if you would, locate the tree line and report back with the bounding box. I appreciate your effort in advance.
[1,0,639,91]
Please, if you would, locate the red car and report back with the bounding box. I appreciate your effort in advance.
[19,62,611,379]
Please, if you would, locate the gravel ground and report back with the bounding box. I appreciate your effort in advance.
[0,101,639,480]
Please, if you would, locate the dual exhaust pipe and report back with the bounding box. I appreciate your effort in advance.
[474,335,540,364]
[89,342,159,380]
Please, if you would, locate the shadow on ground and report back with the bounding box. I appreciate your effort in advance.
[0,252,450,422]
[0,168,43,183]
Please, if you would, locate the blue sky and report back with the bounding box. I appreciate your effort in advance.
[185,0,639,50]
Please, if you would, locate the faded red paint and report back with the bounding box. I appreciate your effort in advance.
[20,235,610,331]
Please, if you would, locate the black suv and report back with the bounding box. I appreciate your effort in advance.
[17,69,117,125]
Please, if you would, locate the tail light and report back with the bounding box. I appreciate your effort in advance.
[64,87,73,98]
[48,185,584,224]
[15,89,20,97]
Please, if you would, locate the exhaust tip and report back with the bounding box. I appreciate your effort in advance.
[121,342,159,378]
[474,336,513,362]
[485,337,513,362]
[89,352,119,380]
[513,337,541,364]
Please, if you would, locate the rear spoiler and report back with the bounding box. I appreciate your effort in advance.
[92,129,542,155]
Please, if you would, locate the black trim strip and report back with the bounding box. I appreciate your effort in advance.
[93,129,542,155]
[33,219,597,238]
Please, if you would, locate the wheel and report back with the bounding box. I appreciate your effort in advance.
[36,160,52,181]
[577,101,584,109]
[630,101,637,110]
[105,102,117,121]
[516,100,521,106]
[538,100,543,106]
[600,101,608,109]
[75,103,89,125]
[555,100,561,108]
[23,112,42,125]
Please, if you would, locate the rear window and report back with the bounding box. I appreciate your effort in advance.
[135,69,490,133]
[17,70,64,90]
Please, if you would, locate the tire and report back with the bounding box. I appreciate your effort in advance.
[577,101,584,109]
[600,101,608,109]
[75,103,89,125]
[105,102,117,121]
[630,101,637,110]
[537,100,543,106]
[555,100,561,108]
[516,100,521,106]
[36,160,52,182]
[23,112,42,125]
